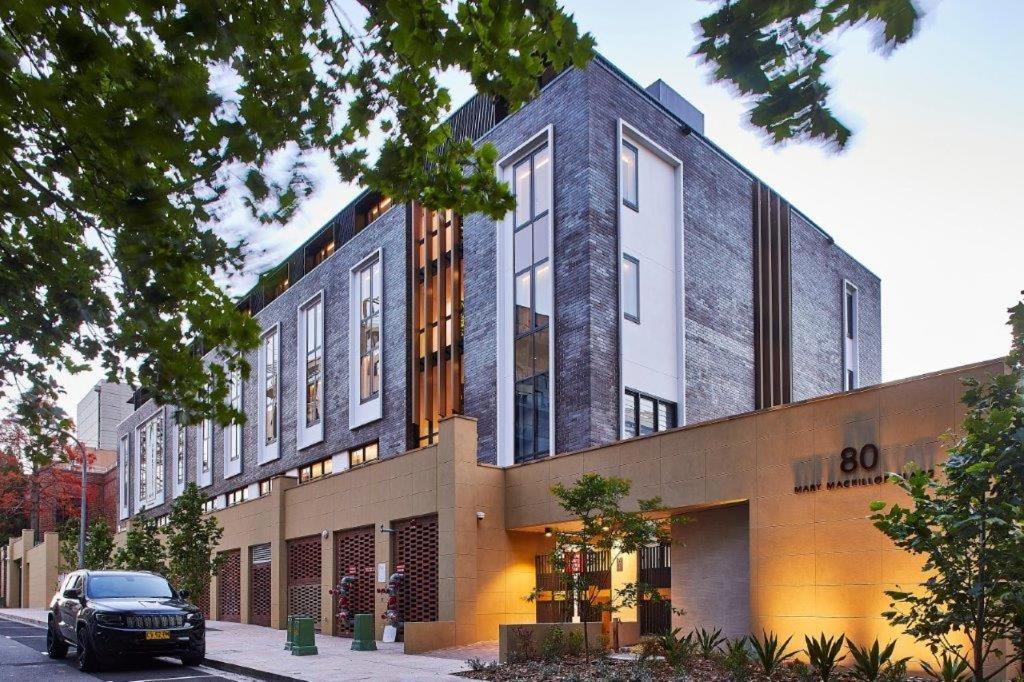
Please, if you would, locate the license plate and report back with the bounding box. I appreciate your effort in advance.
[145,630,170,640]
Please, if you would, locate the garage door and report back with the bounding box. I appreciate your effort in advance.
[250,543,272,627]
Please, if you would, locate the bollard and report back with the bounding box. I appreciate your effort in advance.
[351,613,377,651]
[290,615,319,656]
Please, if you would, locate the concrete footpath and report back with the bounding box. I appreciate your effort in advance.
[0,609,472,681]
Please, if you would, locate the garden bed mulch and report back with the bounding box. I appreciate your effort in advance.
[456,654,929,681]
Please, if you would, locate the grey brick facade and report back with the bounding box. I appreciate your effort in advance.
[117,55,881,513]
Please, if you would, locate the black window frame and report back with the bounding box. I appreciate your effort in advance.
[349,441,379,467]
[623,389,677,438]
[622,253,640,323]
[621,140,639,211]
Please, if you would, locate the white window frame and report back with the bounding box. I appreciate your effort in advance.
[224,368,243,479]
[495,126,556,467]
[134,408,165,511]
[843,280,860,390]
[118,434,130,520]
[349,250,384,428]
[173,415,186,499]
[199,416,213,488]
[296,290,325,449]
[258,323,281,464]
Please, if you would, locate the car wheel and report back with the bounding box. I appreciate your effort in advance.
[76,627,101,673]
[46,620,67,659]
[180,652,205,667]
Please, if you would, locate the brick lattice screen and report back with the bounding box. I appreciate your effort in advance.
[287,535,322,627]
[217,549,241,622]
[392,515,439,626]
[195,583,210,619]
[333,525,376,636]
[250,543,272,627]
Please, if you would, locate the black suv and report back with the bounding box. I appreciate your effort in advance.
[47,570,205,672]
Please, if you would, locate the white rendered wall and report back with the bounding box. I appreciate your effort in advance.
[620,130,683,423]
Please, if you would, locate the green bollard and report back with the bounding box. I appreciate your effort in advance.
[350,613,377,651]
[290,615,319,656]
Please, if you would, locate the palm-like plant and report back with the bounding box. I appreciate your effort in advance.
[750,630,797,675]
[657,628,697,670]
[696,627,727,657]
[804,633,846,681]
[848,638,910,681]
[920,654,971,682]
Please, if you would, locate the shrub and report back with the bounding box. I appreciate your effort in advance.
[750,630,797,675]
[541,625,567,662]
[566,628,585,657]
[509,625,535,664]
[466,657,497,673]
[920,653,971,682]
[696,626,727,657]
[722,637,752,681]
[848,638,910,682]
[658,628,698,671]
[805,633,846,681]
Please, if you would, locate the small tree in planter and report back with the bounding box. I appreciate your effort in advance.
[528,473,682,663]
[165,483,224,601]
[871,294,1024,682]
[112,509,165,573]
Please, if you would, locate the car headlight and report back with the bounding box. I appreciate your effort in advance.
[95,613,123,626]
[186,612,204,623]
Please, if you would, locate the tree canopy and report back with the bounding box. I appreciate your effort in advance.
[695,0,923,149]
[0,0,593,441]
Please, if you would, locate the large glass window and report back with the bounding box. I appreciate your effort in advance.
[623,389,677,438]
[119,434,129,510]
[302,297,323,426]
[621,141,639,210]
[357,256,382,403]
[512,144,552,462]
[622,254,639,323]
[263,329,279,445]
[349,441,378,467]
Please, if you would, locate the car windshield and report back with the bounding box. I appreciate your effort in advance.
[86,574,174,599]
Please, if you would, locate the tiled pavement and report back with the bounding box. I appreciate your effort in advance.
[0,609,471,681]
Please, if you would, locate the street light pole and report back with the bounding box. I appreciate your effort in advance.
[78,385,100,569]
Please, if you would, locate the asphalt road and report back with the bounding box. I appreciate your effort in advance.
[0,617,254,682]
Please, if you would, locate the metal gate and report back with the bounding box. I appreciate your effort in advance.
[217,550,241,622]
[333,525,376,636]
[250,543,272,627]
[392,515,439,630]
[534,551,611,623]
[638,543,672,635]
[287,535,322,628]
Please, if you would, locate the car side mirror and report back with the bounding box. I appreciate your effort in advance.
[62,588,80,600]
[179,589,190,600]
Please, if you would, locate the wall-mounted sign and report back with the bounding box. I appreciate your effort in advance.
[794,444,885,494]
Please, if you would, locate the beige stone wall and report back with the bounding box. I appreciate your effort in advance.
[24,532,59,609]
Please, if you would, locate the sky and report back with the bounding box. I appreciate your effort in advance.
[56,0,1024,416]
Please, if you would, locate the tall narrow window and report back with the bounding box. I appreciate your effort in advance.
[621,141,639,210]
[119,434,129,518]
[843,281,859,390]
[228,371,242,461]
[303,298,323,427]
[512,144,552,463]
[357,256,382,402]
[264,329,278,445]
[201,418,211,474]
[176,421,186,486]
[138,413,164,508]
[622,254,640,323]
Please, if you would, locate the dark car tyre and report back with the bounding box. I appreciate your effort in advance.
[180,652,205,667]
[76,626,101,673]
[46,619,67,659]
